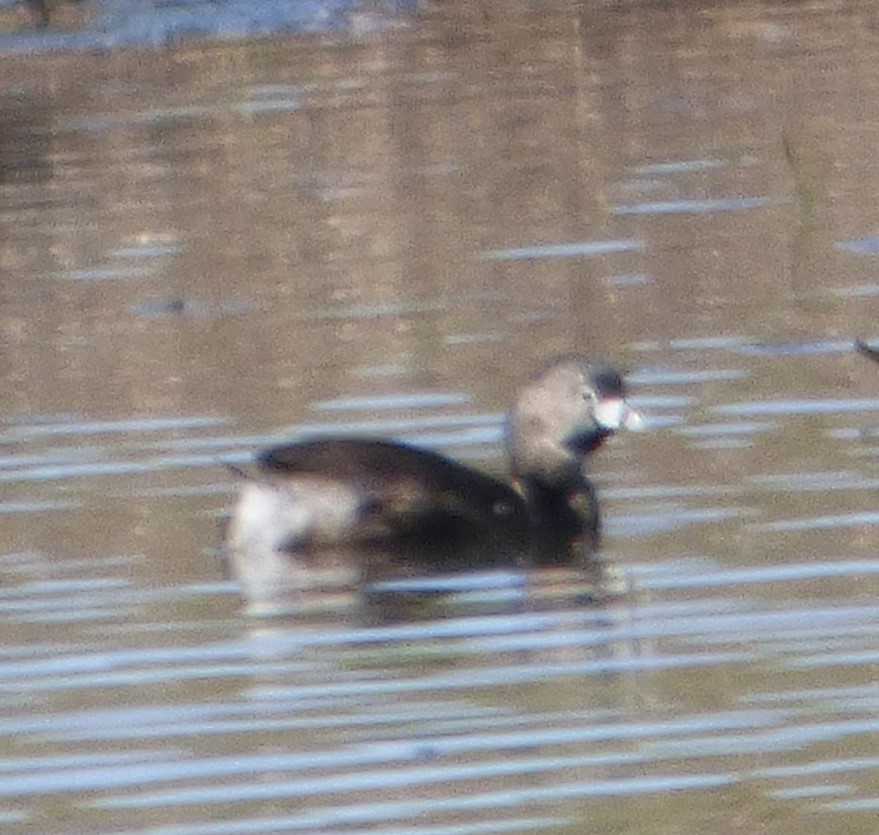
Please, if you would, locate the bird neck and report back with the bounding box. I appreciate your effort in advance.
[515,475,601,563]
[563,426,611,456]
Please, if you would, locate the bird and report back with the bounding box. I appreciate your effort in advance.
[225,356,644,606]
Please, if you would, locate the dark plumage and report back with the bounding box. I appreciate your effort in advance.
[226,356,643,605]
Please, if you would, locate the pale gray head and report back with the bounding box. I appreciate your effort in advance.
[505,356,643,492]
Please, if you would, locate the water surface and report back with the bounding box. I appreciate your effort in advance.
[3,0,879,832]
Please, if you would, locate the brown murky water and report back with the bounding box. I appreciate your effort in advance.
[3,0,879,832]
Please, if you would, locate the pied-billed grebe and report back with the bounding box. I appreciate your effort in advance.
[226,356,643,604]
